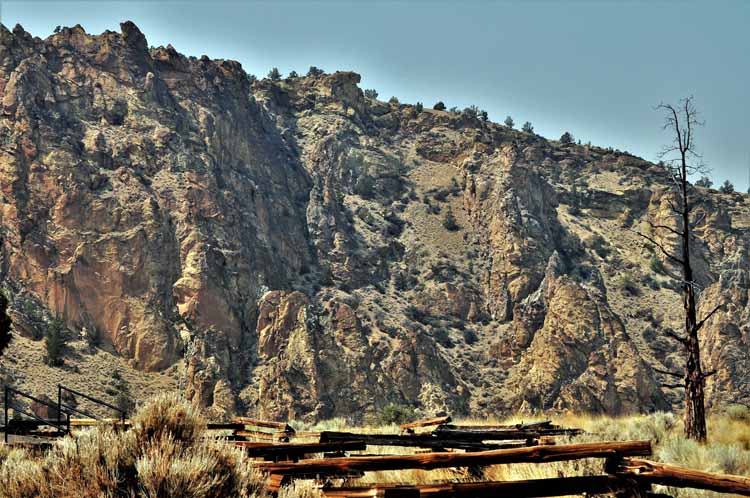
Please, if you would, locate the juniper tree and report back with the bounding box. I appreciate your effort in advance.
[719,180,735,194]
[267,67,281,81]
[45,316,67,367]
[522,121,534,133]
[504,116,514,128]
[634,96,724,442]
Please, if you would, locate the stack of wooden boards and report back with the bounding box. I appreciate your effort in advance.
[226,415,750,497]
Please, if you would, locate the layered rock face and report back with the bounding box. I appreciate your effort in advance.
[0,22,747,420]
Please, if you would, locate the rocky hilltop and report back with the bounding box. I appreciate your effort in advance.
[0,22,747,421]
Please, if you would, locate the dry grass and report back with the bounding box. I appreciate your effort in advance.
[2,403,750,498]
[292,411,750,498]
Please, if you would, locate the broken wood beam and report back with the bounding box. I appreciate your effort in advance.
[321,475,634,498]
[609,457,750,496]
[399,416,452,432]
[257,440,652,476]
[431,425,583,441]
[233,417,295,433]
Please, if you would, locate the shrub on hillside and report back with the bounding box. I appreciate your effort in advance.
[650,255,666,275]
[522,121,534,133]
[727,405,750,422]
[44,316,67,367]
[433,101,446,111]
[462,329,478,345]
[695,176,713,188]
[442,207,459,231]
[267,67,281,81]
[307,66,324,77]
[719,180,735,194]
[560,131,574,144]
[364,88,378,99]
[504,116,514,128]
[378,403,415,426]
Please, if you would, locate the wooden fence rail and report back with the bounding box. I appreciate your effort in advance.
[321,476,635,498]
[609,458,750,496]
[257,440,652,476]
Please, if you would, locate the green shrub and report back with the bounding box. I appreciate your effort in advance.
[433,101,446,111]
[620,274,641,296]
[504,116,514,128]
[719,180,735,194]
[44,316,67,366]
[727,405,750,422]
[378,403,415,426]
[462,329,478,345]
[522,121,534,133]
[442,207,459,231]
[307,66,324,77]
[560,131,574,144]
[267,67,281,81]
[695,176,713,188]
[364,88,378,99]
[650,256,666,275]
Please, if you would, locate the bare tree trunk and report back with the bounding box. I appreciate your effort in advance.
[679,136,707,443]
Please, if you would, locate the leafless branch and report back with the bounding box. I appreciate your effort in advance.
[695,303,724,332]
[630,229,685,265]
[647,219,684,237]
[653,367,684,378]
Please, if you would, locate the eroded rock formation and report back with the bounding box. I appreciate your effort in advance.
[1,21,747,420]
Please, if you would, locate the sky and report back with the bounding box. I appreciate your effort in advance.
[2,0,749,190]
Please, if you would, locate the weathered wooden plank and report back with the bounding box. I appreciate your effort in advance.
[400,416,452,431]
[233,417,295,433]
[321,475,633,498]
[432,425,582,441]
[318,431,527,450]
[257,440,652,475]
[235,430,290,442]
[206,422,246,431]
[610,457,750,496]
[234,440,366,458]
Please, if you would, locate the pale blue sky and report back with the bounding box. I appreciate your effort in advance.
[3,1,749,189]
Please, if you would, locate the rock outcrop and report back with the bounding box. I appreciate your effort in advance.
[1,22,747,420]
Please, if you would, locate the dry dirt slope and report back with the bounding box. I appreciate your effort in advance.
[0,21,748,421]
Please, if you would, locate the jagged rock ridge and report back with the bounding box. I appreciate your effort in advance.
[0,22,747,421]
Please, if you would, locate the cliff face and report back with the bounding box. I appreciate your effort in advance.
[0,22,747,421]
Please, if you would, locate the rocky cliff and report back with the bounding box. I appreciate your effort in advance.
[0,22,747,421]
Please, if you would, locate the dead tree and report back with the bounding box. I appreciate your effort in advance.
[636,96,722,442]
